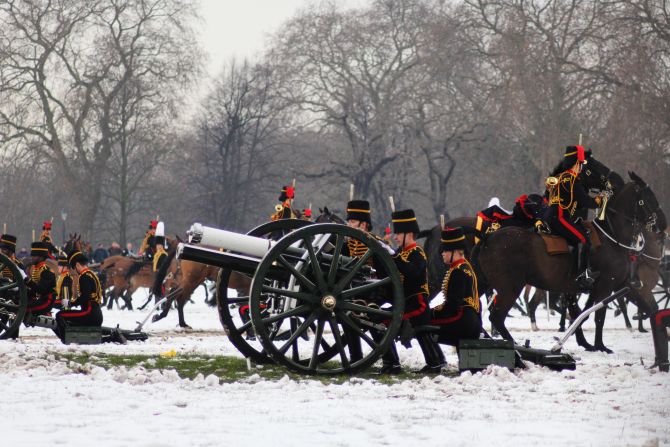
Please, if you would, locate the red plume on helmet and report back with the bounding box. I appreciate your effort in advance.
[576,145,585,162]
[149,220,158,229]
[42,221,52,231]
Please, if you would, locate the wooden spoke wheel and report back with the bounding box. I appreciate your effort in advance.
[0,253,27,339]
[654,265,670,310]
[216,219,312,363]
[249,223,403,375]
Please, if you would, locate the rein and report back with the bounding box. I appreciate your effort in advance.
[592,218,644,252]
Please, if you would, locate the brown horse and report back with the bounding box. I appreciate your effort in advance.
[475,173,663,353]
[150,254,219,329]
[99,238,179,310]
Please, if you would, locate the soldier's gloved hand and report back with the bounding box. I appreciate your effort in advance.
[534,220,549,234]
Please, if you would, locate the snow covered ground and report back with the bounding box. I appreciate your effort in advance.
[1,286,668,447]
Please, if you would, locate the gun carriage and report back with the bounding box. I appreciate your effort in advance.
[0,252,27,338]
[178,221,405,375]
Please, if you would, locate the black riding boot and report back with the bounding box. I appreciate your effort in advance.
[575,241,598,291]
[413,333,444,374]
[371,329,401,374]
[629,256,642,290]
[650,315,669,372]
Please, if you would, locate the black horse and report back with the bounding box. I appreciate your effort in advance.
[421,154,621,302]
[475,171,663,353]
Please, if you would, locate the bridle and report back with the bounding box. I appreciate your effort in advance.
[592,182,660,253]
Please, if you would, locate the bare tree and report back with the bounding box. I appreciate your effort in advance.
[185,60,287,231]
[267,0,429,216]
[0,0,201,238]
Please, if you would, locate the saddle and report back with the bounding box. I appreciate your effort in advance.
[540,221,602,255]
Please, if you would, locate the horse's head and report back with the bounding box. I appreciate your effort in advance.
[63,233,82,255]
[628,171,665,233]
[315,207,346,224]
[581,154,624,193]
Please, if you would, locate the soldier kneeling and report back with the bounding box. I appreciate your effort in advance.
[55,251,103,341]
[430,227,482,346]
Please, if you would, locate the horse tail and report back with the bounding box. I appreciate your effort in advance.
[469,239,492,294]
[151,249,177,296]
[125,261,144,281]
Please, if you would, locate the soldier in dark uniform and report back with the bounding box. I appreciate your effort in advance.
[430,227,482,346]
[139,219,158,259]
[25,241,56,317]
[54,255,73,310]
[544,145,604,290]
[391,209,444,373]
[271,185,296,221]
[55,251,103,340]
[151,223,168,298]
[0,234,24,282]
[340,200,394,367]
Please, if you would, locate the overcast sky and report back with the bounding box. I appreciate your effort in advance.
[199,0,367,75]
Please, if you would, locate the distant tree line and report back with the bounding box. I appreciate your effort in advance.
[1,0,668,246]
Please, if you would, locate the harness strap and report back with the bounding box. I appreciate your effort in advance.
[592,219,644,252]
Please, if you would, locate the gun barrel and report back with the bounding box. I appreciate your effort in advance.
[188,223,276,258]
[177,243,289,281]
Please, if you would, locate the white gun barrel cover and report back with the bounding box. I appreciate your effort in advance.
[188,223,275,258]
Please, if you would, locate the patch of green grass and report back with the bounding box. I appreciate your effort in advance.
[56,352,458,384]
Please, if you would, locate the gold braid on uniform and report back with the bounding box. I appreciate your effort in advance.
[153,249,167,271]
[397,245,430,295]
[31,263,47,283]
[1,256,18,280]
[76,270,103,305]
[347,239,369,258]
[139,232,152,254]
[548,170,576,214]
[441,260,480,313]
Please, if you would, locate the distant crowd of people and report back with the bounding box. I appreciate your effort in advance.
[10,241,138,265]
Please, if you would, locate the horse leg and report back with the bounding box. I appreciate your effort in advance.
[615,297,632,330]
[527,289,542,331]
[177,297,192,330]
[107,289,116,310]
[565,293,595,351]
[489,288,521,342]
[151,290,175,323]
[593,306,612,354]
[558,293,569,332]
[122,288,134,311]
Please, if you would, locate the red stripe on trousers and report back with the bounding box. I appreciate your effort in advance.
[27,294,53,312]
[430,306,464,325]
[60,303,92,318]
[403,294,427,320]
[558,207,586,243]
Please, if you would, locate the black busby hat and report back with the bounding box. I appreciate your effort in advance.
[346,200,372,229]
[278,185,295,202]
[154,235,166,246]
[0,234,17,253]
[392,209,420,234]
[57,255,69,267]
[563,145,586,168]
[30,241,50,257]
[441,227,466,252]
[68,250,88,268]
